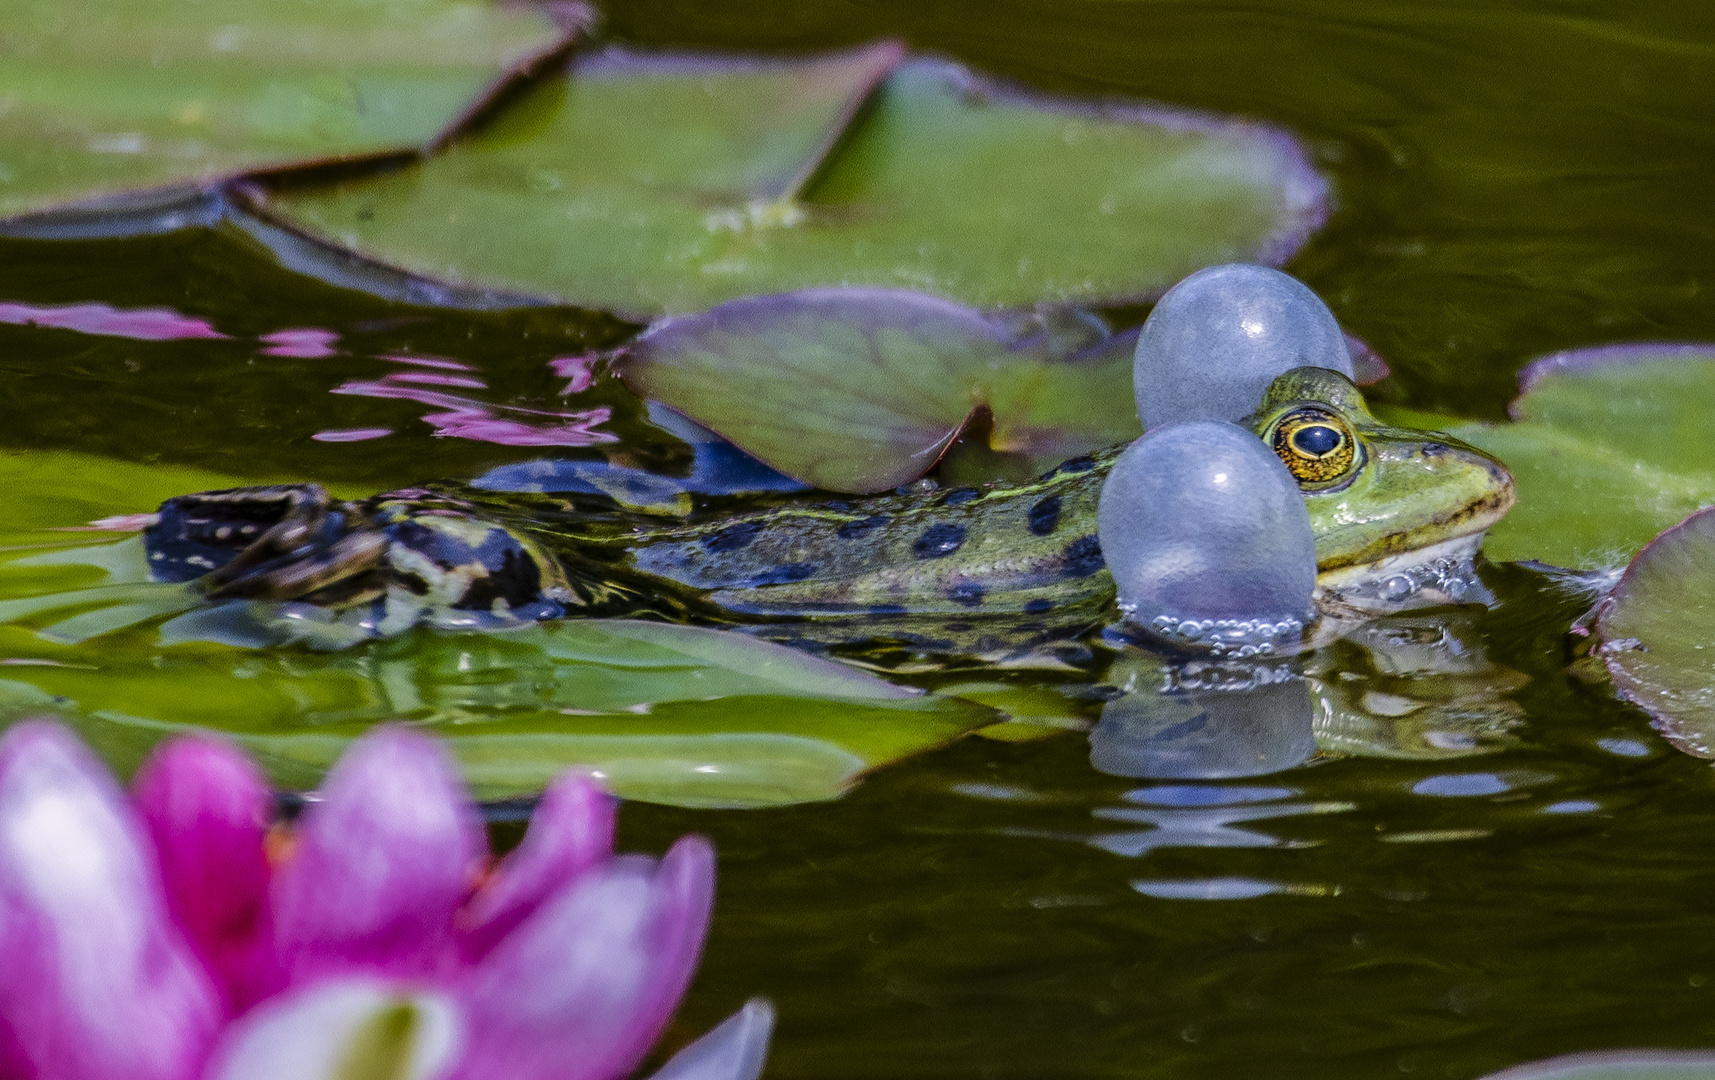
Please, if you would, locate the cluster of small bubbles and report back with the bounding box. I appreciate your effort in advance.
[1146,614,1305,656]
[1161,659,1299,694]
[1133,264,1353,431]
[1329,549,1486,611]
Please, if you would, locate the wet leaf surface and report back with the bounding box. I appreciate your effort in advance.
[1436,344,1715,569]
[0,451,997,807]
[1594,506,1715,761]
[0,0,566,221]
[615,288,1141,492]
[253,46,1327,316]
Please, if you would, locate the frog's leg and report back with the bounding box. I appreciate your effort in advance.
[147,485,388,604]
[145,486,578,627]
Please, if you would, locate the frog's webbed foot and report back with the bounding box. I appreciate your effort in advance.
[147,485,387,605]
[144,485,573,637]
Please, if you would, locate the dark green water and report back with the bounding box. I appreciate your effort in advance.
[4,0,1715,1076]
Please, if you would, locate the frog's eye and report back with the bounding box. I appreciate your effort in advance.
[1271,408,1358,485]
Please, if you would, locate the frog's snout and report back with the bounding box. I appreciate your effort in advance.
[1416,433,1516,538]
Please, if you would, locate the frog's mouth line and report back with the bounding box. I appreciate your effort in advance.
[1314,534,1492,616]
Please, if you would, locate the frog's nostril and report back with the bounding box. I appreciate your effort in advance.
[1422,442,1448,457]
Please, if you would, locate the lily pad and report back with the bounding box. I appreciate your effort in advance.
[615,287,1142,492]
[1592,505,1715,759]
[1480,1051,1715,1080]
[0,450,997,806]
[0,448,369,552]
[1437,344,1715,569]
[0,0,567,223]
[249,45,1328,316]
[0,620,995,808]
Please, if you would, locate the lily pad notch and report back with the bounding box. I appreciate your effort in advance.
[0,0,582,235]
[231,39,1332,315]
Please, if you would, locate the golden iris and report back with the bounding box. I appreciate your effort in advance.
[1271,408,1358,484]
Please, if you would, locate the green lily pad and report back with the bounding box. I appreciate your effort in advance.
[1434,344,1715,569]
[615,288,1141,493]
[1480,1051,1715,1080]
[0,448,373,552]
[248,45,1328,316]
[0,619,995,807]
[0,449,997,806]
[1592,505,1715,759]
[0,0,567,223]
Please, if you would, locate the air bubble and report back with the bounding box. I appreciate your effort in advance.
[1099,420,1315,652]
[1134,264,1353,430]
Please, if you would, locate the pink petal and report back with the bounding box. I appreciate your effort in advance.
[643,999,774,1080]
[451,836,715,1080]
[269,727,485,986]
[458,773,615,961]
[0,722,223,1080]
[203,978,462,1080]
[133,736,276,1009]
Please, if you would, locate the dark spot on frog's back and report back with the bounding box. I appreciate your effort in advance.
[836,514,890,540]
[388,520,474,569]
[913,523,966,559]
[1024,598,1054,614]
[1042,455,1097,479]
[947,581,985,607]
[1063,534,1104,578]
[743,562,819,587]
[1027,495,1061,536]
[703,520,763,553]
[940,487,981,507]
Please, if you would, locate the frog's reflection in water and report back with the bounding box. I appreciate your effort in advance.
[1085,611,1527,859]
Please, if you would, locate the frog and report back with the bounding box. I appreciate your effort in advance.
[140,366,1514,658]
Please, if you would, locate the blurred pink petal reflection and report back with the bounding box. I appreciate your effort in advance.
[259,328,340,359]
[0,301,226,341]
[312,428,394,443]
[421,410,614,446]
[379,353,477,371]
[332,366,616,447]
[550,354,598,395]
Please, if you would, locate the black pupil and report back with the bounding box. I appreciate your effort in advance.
[1292,424,1342,457]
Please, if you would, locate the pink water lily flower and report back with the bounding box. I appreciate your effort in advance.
[0,721,773,1080]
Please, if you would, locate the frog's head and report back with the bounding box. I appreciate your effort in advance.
[1245,367,1515,612]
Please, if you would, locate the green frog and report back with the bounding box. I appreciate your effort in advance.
[143,367,1514,656]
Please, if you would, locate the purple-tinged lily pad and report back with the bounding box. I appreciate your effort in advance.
[1593,506,1715,758]
[0,0,569,224]
[614,287,1142,493]
[247,45,1327,316]
[1479,1050,1715,1080]
[1445,343,1715,569]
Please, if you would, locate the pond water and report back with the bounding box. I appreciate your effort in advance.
[4,0,1715,1077]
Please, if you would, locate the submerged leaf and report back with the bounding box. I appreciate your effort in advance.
[615,288,1141,492]
[1593,506,1715,760]
[250,46,1327,315]
[1443,343,1715,569]
[0,453,995,806]
[0,0,567,223]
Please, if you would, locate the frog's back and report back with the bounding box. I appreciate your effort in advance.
[503,448,1121,623]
